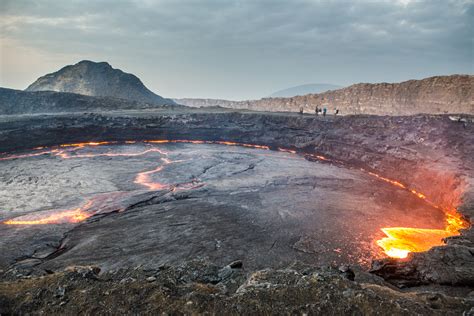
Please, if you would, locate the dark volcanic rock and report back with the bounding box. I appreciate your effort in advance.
[0,88,181,115]
[1,260,472,315]
[25,60,175,105]
[370,244,474,287]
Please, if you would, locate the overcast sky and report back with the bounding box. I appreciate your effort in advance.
[0,0,472,100]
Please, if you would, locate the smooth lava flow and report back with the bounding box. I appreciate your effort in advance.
[0,140,469,260]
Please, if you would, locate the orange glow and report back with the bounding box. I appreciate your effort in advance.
[133,147,177,190]
[4,201,93,225]
[367,171,406,189]
[278,148,297,154]
[57,147,167,159]
[178,140,205,144]
[0,149,60,161]
[315,155,329,161]
[410,189,426,199]
[144,139,270,150]
[0,140,271,161]
[144,140,171,144]
[305,153,331,162]
[59,141,115,148]
[134,165,167,190]
[4,209,89,225]
[3,192,130,226]
[367,170,470,259]
[377,227,454,258]
[215,141,269,150]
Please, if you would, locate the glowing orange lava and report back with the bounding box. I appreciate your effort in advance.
[3,192,131,226]
[366,170,470,258]
[314,155,329,161]
[134,165,167,190]
[57,147,167,159]
[278,148,297,154]
[59,141,116,148]
[4,201,93,225]
[0,149,61,161]
[144,139,270,150]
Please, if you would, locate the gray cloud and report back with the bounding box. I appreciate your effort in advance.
[1,0,472,99]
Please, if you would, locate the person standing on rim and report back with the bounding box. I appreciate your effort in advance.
[323,107,327,116]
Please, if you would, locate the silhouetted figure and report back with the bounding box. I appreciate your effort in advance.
[335,109,339,115]
[299,107,304,114]
[315,106,319,115]
[323,107,327,116]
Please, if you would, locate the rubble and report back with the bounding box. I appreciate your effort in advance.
[1,260,472,315]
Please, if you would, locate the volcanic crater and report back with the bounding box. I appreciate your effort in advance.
[0,140,452,270]
[0,110,472,292]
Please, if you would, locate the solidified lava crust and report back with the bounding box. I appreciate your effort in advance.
[0,140,468,260]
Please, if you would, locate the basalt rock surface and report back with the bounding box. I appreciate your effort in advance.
[371,244,474,287]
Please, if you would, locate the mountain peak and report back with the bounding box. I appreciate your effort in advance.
[26,61,174,105]
[75,60,112,69]
[77,59,109,65]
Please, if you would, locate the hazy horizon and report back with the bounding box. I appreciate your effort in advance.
[1,0,472,100]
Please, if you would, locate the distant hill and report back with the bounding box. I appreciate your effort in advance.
[269,84,342,98]
[175,75,474,115]
[26,60,175,105]
[0,88,182,115]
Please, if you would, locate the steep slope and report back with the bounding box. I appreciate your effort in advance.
[26,60,175,105]
[0,88,181,115]
[269,83,342,97]
[176,75,474,115]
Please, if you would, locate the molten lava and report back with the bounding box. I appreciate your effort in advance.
[0,149,61,161]
[366,170,469,258]
[134,165,167,190]
[145,139,270,150]
[57,147,167,159]
[278,148,297,154]
[59,141,116,148]
[3,192,130,226]
[4,201,93,225]
[376,214,469,259]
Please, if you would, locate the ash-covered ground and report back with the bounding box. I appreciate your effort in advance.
[0,110,472,314]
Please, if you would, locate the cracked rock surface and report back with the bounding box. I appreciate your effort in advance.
[1,142,439,273]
